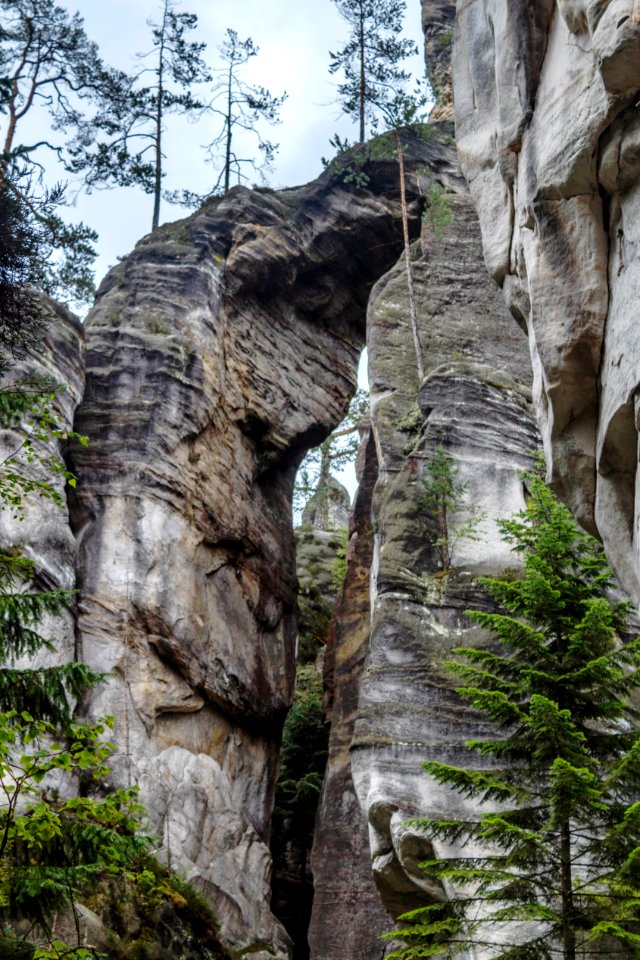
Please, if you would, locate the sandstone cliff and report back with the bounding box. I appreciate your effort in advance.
[454,0,640,601]
[65,138,445,959]
[422,0,456,119]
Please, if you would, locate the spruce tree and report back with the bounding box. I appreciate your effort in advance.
[388,471,640,960]
[419,445,484,571]
[0,382,149,957]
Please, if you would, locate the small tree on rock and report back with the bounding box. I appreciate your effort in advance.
[75,0,211,231]
[205,29,286,194]
[388,471,640,960]
[419,444,484,571]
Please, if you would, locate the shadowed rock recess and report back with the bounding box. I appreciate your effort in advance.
[454,0,640,600]
[66,132,453,959]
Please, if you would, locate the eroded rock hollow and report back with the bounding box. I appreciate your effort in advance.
[454,0,640,600]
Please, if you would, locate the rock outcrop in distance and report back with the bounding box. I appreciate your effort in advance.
[454,0,640,602]
[421,0,456,119]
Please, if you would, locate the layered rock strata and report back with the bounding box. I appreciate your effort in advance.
[312,131,538,940]
[453,0,640,600]
[68,134,450,959]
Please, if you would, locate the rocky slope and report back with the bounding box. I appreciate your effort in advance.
[454,0,640,600]
[66,135,452,959]
[308,130,539,958]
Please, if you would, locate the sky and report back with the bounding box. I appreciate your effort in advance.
[48,0,427,290]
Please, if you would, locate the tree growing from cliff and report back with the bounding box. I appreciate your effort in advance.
[0,363,152,956]
[0,425,152,955]
[76,0,211,231]
[388,471,640,960]
[204,29,286,194]
[419,445,484,571]
[328,0,417,142]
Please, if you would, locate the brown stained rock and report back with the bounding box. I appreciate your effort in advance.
[68,128,456,960]
[454,0,640,600]
[308,429,395,960]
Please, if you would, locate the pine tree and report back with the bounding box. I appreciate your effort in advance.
[75,0,211,231]
[387,471,640,960]
[0,0,135,305]
[0,189,46,373]
[205,29,287,194]
[136,0,210,230]
[328,0,417,142]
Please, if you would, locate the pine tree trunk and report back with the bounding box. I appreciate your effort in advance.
[224,61,233,193]
[1,23,35,187]
[560,821,576,960]
[358,1,365,143]
[396,131,424,384]
[152,0,169,231]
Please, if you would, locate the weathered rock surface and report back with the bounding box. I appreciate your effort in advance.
[301,477,351,532]
[68,135,449,958]
[453,0,640,600]
[350,144,539,926]
[271,513,346,958]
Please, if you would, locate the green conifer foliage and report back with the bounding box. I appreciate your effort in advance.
[387,472,640,960]
[0,385,100,726]
[419,445,484,571]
